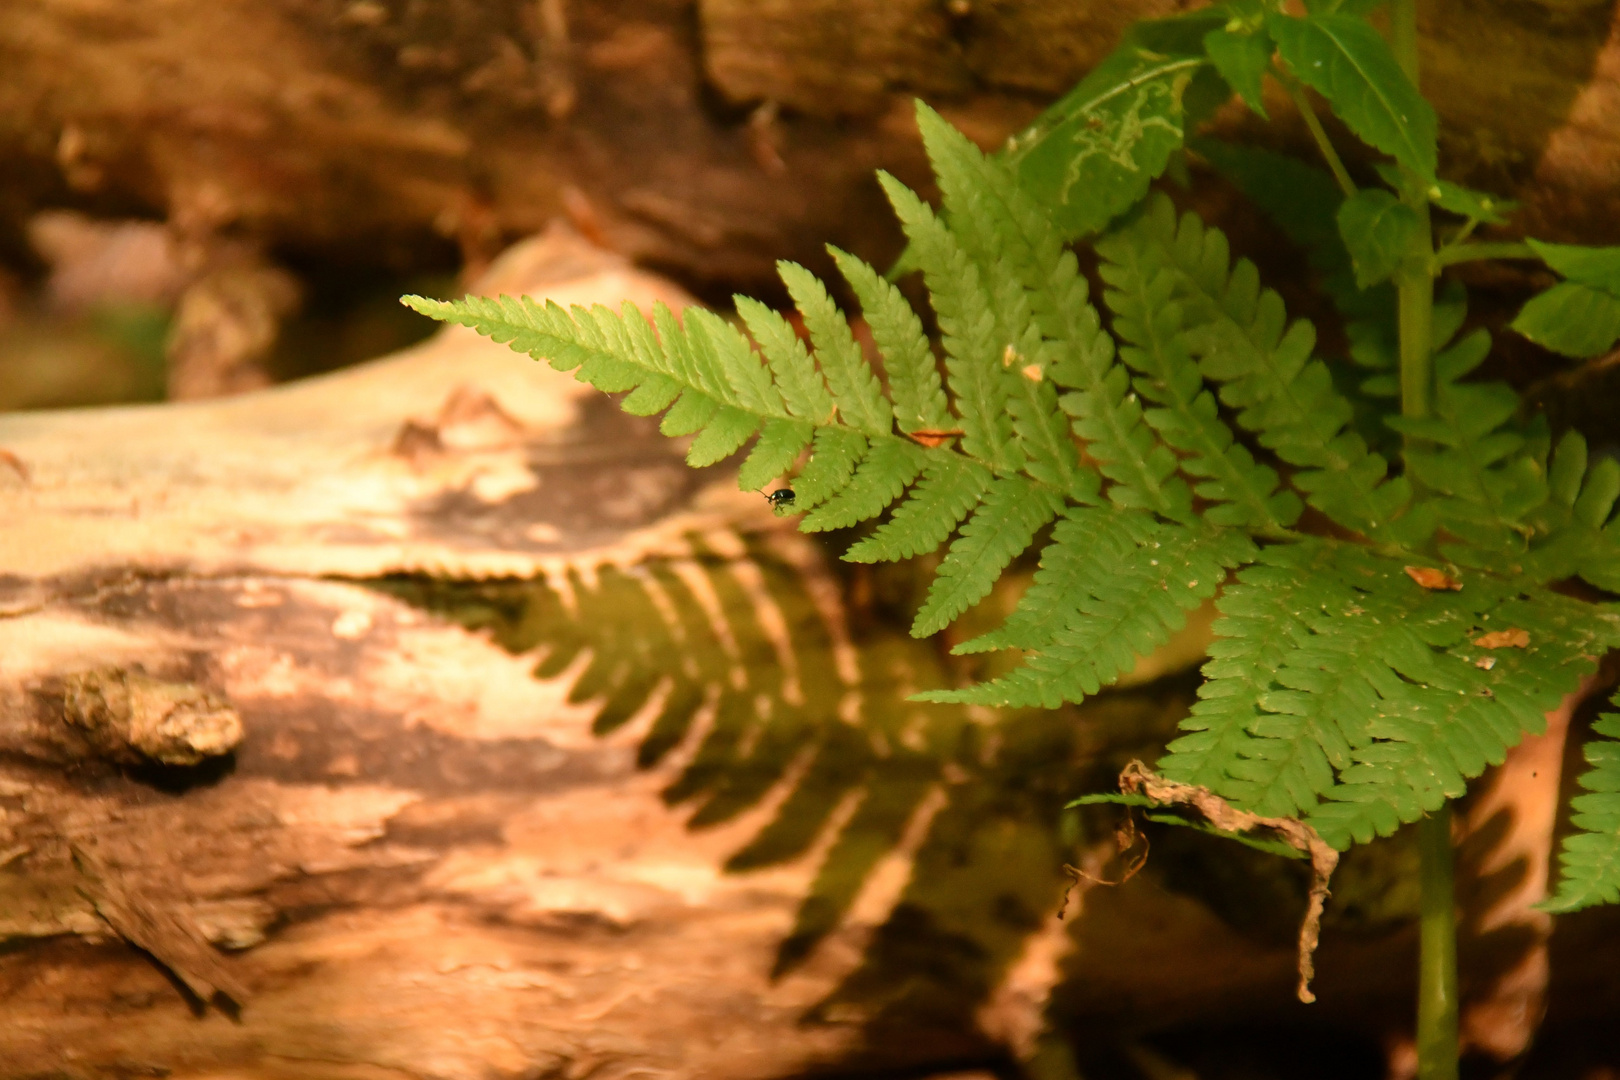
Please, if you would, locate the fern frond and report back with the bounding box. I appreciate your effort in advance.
[1097,216,1303,531]
[1544,695,1620,913]
[1271,557,1613,847]
[1160,540,1620,846]
[792,427,869,510]
[778,261,893,437]
[1387,327,1548,563]
[734,295,836,423]
[911,105,1178,516]
[1523,431,1620,593]
[800,438,927,533]
[844,456,993,564]
[910,476,1064,638]
[738,417,815,492]
[1157,543,1327,799]
[927,508,1256,708]
[828,246,951,435]
[1130,195,1416,542]
[878,172,1021,474]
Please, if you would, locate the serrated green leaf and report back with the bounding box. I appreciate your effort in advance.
[1203,26,1272,118]
[828,246,951,435]
[878,171,1020,473]
[1511,283,1620,359]
[621,372,683,416]
[1527,239,1620,294]
[1267,12,1437,181]
[660,388,717,438]
[686,405,760,467]
[734,295,836,423]
[778,261,893,437]
[1336,188,1424,289]
[910,477,1063,638]
[792,426,869,509]
[799,438,927,533]
[686,307,785,418]
[1543,700,1620,912]
[738,417,814,492]
[935,510,1255,708]
[844,456,993,564]
[1098,211,1301,529]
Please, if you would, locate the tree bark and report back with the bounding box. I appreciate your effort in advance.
[4,0,1620,301]
[3,222,1619,1080]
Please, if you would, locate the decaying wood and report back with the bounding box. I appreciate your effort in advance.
[3,223,1617,1079]
[5,0,1620,300]
[0,227,1026,1079]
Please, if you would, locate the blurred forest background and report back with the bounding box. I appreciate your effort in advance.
[3,0,1620,417]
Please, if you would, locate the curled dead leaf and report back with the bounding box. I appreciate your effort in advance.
[1115,761,1339,1004]
[1405,566,1462,591]
[1473,627,1530,649]
[906,428,964,449]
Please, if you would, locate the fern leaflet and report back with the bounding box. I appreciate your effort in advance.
[1544,693,1620,913]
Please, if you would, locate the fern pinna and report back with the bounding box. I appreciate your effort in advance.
[407,103,1620,938]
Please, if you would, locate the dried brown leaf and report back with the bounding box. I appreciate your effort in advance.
[1405,566,1462,590]
[1116,761,1339,1004]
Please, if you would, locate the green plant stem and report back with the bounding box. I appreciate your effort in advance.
[1417,807,1460,1080]
[1391,3,1459,1077]
[1280,76,1357,198]
[1434,241,1538,267]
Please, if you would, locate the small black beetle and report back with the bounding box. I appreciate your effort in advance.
[765,488,796,508]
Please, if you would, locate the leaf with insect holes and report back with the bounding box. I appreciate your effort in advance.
[1006,9,1226,238]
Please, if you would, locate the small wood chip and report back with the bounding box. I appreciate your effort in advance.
[1405,566,1462,591]
[1473,627,1530,649]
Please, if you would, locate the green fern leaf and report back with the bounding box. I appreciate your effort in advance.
[1097,212,1303,530]
[779,261,894,436]
[792,427,869,510]
[659,387,716,437]
[1523,432,1620,593]
[913,105,1106,504]
[799,438,927,533]
[1266,12,1437,181]
[844,456,994,564]
[738,417,815,492]
[686,405,761,467]
[686,306,786,418]
[1302,581,1618,848]
[1136,195,1415,541]
[1543,696,1620,913]
[1387,328,1548,562]
[878,171,1021,474]
[734,295,837,422]
[930,508,1255,708]
[828,246,951,435]
[910,476,1064,638]
[1158,543,1325,797]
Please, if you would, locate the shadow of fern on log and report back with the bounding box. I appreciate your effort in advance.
[372,528,1184,1009]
